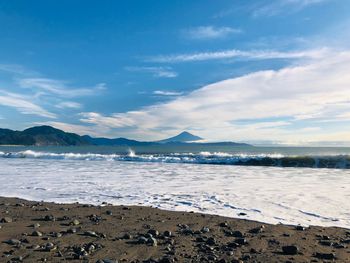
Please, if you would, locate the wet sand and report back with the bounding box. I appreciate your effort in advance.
[0,197,349,262]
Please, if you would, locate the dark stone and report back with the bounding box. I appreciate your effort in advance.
[148,229,159,237]
[315,252,336,260]
[32,231,43,237]
[43,215,55,222]
[282,245,299,255]
[249,225,265,234]
[164,230,172,237]
[235,238,248,245]
[295,225,305,231]
[0,217,12,223]
[219,222,228,227]
[206,237,216,246]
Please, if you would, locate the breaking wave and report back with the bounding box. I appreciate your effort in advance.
[1,150,350,169]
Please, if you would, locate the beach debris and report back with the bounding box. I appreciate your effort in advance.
[282,245,299,255]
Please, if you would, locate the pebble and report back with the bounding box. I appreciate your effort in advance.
[164,230,172,237]
[148,229,159,237]
[147,237,157,246]
[315,252,336,260]
[201,227,210,233]
[295,225,305,231]
[70,219,80,225]
[44,242,56,252]
[43,215,55,221]
[5,239,21,246]
[219,222,228,227]
[84,231,99,237]
[122,233,132,239]
[0,217,13,223]
[138,236,148,244]
[32,230,43,237]
[96,260,118,263]
[235,238,248,245]
[249,225,265,234]
[282,245,299,255]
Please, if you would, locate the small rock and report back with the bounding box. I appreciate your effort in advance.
[106,210,113,215]
[219,222,228,227]
[31,223,41,228]
[0,217,12,223]
[70,219,80,226]
[282,245,299,255]
[164,230,172,237]
[5,239,21,246]
[138,236,148,244]
[295,225,305,231]
[147,237,157,246]
[44,242,56,252]
[148,229,159,237]
[122,233,132,239]
[96,260,118,263]
[84,231,99,237]
[206,237,216,246]
[201,227,210,233]
[249,225,265,234]
[235,238,248,245]
[315,252,336,260]
[43,215,55,221]
[32,231,43,237]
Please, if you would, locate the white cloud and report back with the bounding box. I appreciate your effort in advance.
[77,50,350,144]
[183,26,242,40]
[125,66,178,78]
[55,101,82,109]
[148,48,328,63]
[0,90,56,118]
[153,90,183,96]
[252,0,328,17]
[18,78,105,98]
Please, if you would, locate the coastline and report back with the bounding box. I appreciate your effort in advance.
[0,197,349,262]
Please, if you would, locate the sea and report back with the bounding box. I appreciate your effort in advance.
[0,145,349,228]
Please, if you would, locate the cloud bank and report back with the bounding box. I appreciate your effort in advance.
[76,50,350,144]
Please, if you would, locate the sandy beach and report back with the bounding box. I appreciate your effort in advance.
[0,197,349,262]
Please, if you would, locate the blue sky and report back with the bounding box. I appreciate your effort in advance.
[1,0,350,145]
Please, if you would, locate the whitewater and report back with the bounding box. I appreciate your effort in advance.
[0,148,350,228]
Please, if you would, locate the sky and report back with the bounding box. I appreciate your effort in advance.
[1,0,350,145]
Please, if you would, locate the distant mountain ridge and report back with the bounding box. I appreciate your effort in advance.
[0,126,251,146]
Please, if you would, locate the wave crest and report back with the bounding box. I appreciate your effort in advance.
[1,150,350,169]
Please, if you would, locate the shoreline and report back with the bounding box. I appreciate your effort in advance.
[0,197,349,262]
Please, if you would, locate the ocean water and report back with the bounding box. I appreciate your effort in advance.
[0,145,350,228]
